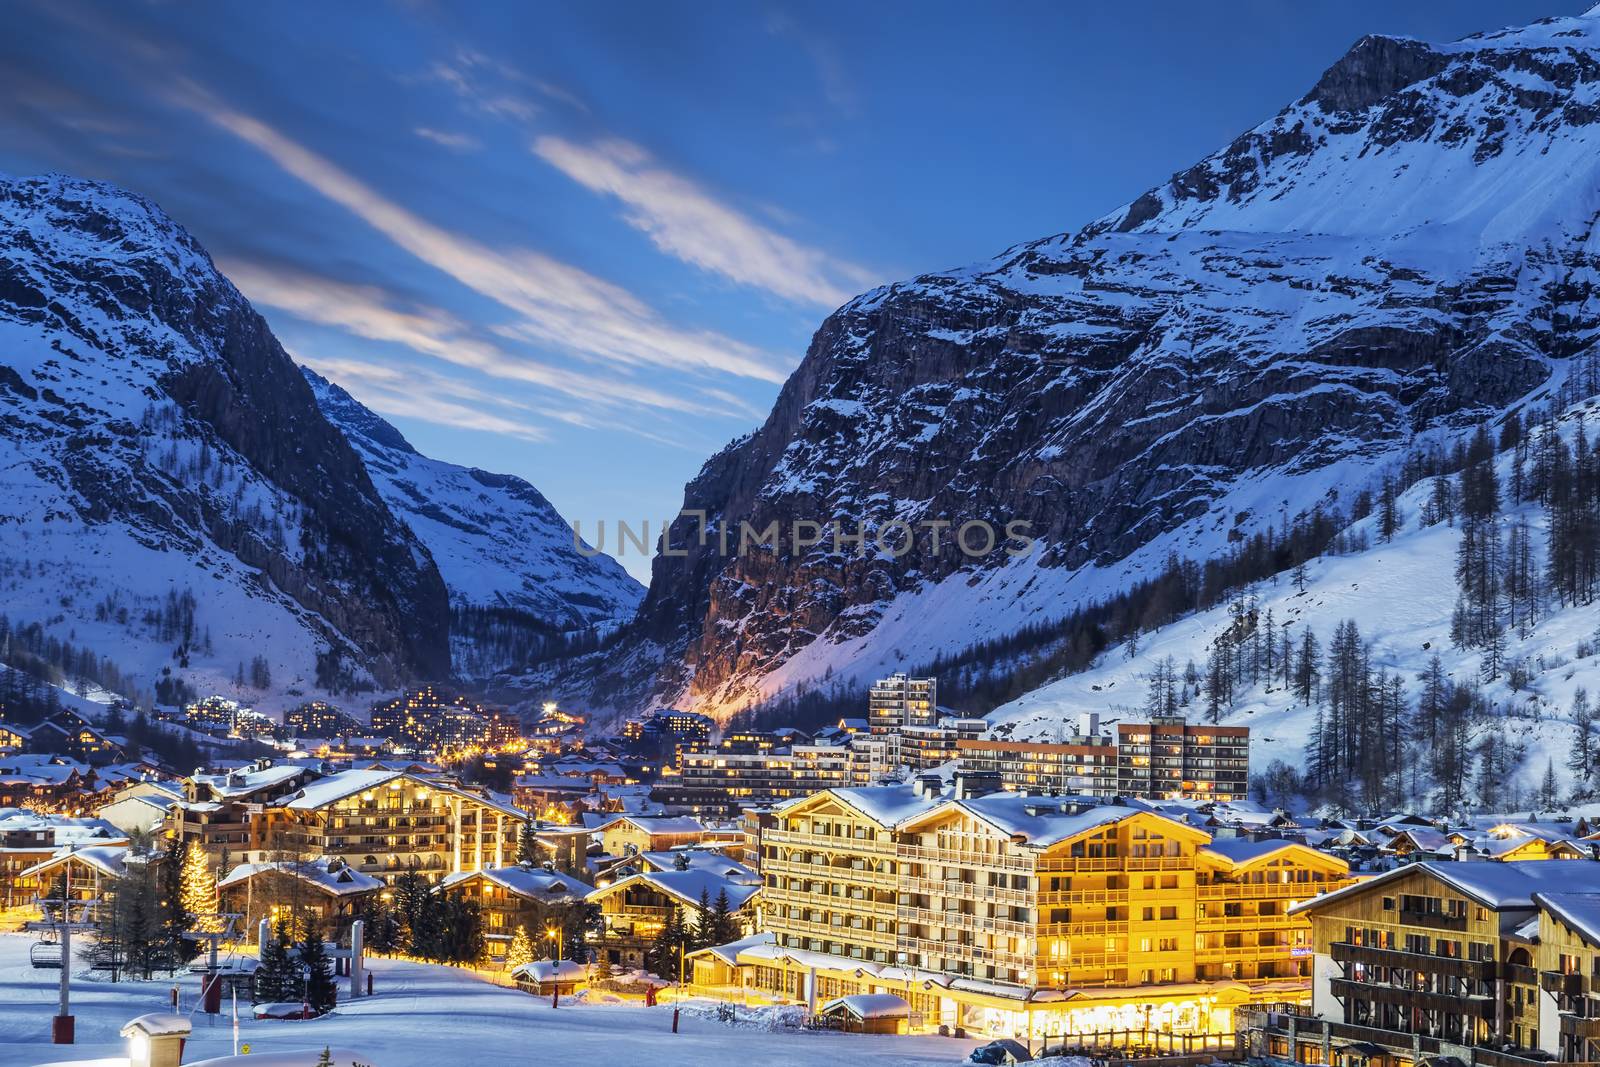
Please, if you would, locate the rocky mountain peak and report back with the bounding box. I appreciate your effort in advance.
[507,6,1600,721]
[0,171,451,693]
[1299,35,1447,114]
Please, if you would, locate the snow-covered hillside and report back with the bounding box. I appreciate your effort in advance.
[990,393,1600,812]
[0,172,644,709]
[303,368,642,678]
[0,173,455,707]
[548,4,1600,721]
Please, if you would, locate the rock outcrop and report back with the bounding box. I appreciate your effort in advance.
[528,8,1600,719]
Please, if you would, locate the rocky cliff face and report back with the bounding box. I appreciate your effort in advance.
[0,173,450,691]
[550,7,1600,718]
[304,367,643,677]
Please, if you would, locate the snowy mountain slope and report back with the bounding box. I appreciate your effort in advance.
[536,5,1600,720]
[989,392,1600,810]
[0,173,450,701]
[303,367,643,672]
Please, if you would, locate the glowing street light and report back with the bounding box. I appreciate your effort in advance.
[545,924,563,961]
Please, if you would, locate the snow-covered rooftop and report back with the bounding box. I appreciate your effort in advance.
[440,865,592,901]
[1536,892,1600,948]
[218,858,382,897]
[590,868,759,911]
[820,993,909,1020]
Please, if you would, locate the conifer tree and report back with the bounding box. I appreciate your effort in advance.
[1541,759,1560,810]
[1571,688,1595,793]
[517,819,540,867]
[254,919,295,1004]
[708,888,739,947]
[180,844,216,931]
[506,924,535,970]
[299,917,337,1014]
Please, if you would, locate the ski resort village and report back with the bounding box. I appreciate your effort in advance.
[10,2,1600,1067]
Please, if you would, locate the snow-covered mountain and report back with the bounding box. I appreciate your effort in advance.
[518,7,1600,720]
[0,173,632,704]
[991,390,1600,807]
[303,366,642,675]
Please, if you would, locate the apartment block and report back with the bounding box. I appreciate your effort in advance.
[868,674,938,734]
[1248,859,1600,1067]
[656,733,851,815]
[1117,716,1249,800]
[744,777,1348,1040]
[957,736,1118,796]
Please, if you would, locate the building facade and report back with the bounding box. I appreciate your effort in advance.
[868,674,938,735]
[749,779,1348,1039]
[1116,717,1249,800]
[248,769,524,883]
[957,737,1119,796]
[659,735,851,815]
[1248,859,1600,1067]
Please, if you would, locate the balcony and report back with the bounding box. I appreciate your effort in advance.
[1560,1014,1600,1039]
[1542,971,1587,997]
[1330,977,1494,1020]
[1503,963,1538,986]
[897,843,1030,872]
[1398,906,1468,931]
[1331,941,1497,981]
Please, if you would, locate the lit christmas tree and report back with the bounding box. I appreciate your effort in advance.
[505,923,535,970]
[180,845,217,931]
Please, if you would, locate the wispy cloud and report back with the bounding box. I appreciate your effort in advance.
[413,126,480,151]
[220,258,747,418]
[533,135,876,309]
[764,12,858,117]
[427,47,588,122]
[171,81,790,387]
[295,353,553,442]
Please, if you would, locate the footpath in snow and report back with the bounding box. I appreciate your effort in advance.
[0,934,975,1067]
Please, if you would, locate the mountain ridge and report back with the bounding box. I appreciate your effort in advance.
[0,171,635,705]
[502,6,1600,722]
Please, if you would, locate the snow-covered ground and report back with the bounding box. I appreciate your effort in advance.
[0,935,976,1067]
[990,398,1600,806]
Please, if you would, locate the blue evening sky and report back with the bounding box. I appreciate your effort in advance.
[0,0,1569,582]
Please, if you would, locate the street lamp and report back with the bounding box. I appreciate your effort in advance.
[546,925,563,961]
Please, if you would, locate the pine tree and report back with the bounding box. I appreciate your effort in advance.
[1571,688,1595,793]
[1540,759,1560,810]
[506,924,535,969]
[254,920,295,1004]
[159,840,195,963]
[299,917,337,1014]
[708,888,739,946]
[517,819,541,866]
[180,844,216,931]
[646,905,688,981]
[692,887,714,951]
[1378,478,1400,542]
[1293,627,1320,706]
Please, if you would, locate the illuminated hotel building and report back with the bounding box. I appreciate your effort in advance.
[1249,859,1600,1067]
[868,674,938,734]
[662,741,851,816]
[957,736,1119,796]
[1117,717,1249,800]
[248,768,524,883]
[733,776,1348,1040]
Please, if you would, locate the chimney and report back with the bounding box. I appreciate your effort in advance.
[1077,711,1100,737]
[954,771,1002,800]
[912,774,944,800]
